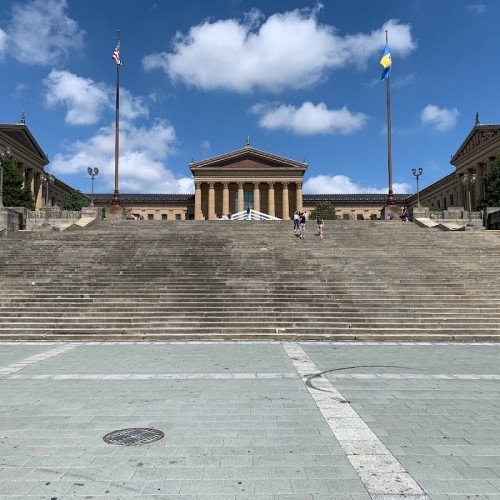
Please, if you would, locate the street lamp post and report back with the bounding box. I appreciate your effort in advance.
[41,173,55,226]
[87,167,99,206]
[412,168,423,207]
[0,146,12,208]
[461,172,476,224]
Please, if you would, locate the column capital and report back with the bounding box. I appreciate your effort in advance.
[223,182,229,189]
[282,182,288,189]
[195,181,202,189]
[209,182,215,189]
[253,181,260,188]
[237,182,244,189]
[268,182,274,188]
[296,181,302,189]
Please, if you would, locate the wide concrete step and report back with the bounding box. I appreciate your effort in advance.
[2,318,498,328]
[1,219,499,341]
[1,309,499,318]
[0,327,499,343]
[2,296,499,305]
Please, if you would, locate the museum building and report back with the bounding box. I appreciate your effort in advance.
[404,115,500,211]
[93,142,409,220]
[2,114,499,222]
[0,119,77,209]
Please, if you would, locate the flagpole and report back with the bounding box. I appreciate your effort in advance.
[385,30,395,206]
[111,30,121,206]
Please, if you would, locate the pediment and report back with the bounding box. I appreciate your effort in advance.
[451,126,500,164]
[190,146,308,172]
[0,124,49,166]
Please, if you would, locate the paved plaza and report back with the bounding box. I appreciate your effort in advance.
[0,341,499,499]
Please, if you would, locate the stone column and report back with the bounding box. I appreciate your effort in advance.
[26,168,35,194]
[253,182,260,213]
[222,182,229,216]
[35,172,43,210]
[282,182,289,220]
[194,182,203,220]
[237,182,244,213]
[268,182,275,217]
[475,164,484,203]
[208,182,216,220]
[295,182,303,212]
[457,174,464,208]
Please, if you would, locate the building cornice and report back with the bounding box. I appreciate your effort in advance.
[0,123,49,166]
[451,124,500,165]
[190,146,308,172]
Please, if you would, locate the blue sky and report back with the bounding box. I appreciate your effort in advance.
[0,0,496,195]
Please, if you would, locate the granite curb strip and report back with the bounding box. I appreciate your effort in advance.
[283,341,431,499]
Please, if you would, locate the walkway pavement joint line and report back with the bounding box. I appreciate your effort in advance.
[2,372,299,381]
[282,341,431,499]
[0,343,79,378]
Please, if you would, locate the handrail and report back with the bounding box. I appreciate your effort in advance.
[220,209,281,221]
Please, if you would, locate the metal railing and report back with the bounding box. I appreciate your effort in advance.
[220,209,281,221]
[27,209,82,219]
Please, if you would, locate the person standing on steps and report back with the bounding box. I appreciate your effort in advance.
[400,207,409,222]
[299,212,306,239]
[246,206,250,220]
[293,211,300,236]
[316,216,324,238]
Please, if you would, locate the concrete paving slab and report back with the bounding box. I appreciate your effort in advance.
[0,341,499,498]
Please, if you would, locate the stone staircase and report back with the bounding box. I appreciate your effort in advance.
[0,219,499,341]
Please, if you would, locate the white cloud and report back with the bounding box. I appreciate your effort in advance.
[43,70,110,125]
[466,4,487,14]
[13,82,29,97]
[43,70,149,125]
[250,101,368,135]
[143,7,416,93]
[49,119,192,193]
[420,104,459,132]
[0,28,6,59]
[119,89,150,121]
[8,0,85,66]
[42,66,188,193]
[392,72,416,88]
[303,174,411,194]
[201,139,211,150]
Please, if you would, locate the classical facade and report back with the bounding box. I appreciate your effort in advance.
[0,119,77,209]
[93,192,409,221]
[189,142,307,220]
[94,144,408,220]
[405,115,500,211]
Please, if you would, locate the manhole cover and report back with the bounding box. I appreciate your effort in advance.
[103,428,164,446]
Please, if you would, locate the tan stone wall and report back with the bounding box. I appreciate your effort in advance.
[302,201,386,220]
[124,207,188,221]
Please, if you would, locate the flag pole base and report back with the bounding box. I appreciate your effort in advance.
[111,190,121,206]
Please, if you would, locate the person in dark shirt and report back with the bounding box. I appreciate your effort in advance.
[316,216,324,238]
[299,212,306,239]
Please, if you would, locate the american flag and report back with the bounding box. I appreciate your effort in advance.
[112,42,123,65]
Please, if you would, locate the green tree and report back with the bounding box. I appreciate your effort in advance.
[477,157,500,209]
[59,190,90,211]
[2,158,35,209]
[309,201,338,220]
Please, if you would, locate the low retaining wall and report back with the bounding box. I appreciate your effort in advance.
[487,209,500,230]
[0,207,27,235]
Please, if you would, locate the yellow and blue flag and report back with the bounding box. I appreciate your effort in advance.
[380,44,391,80]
